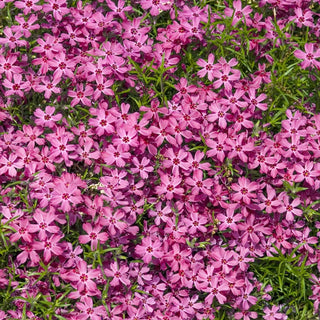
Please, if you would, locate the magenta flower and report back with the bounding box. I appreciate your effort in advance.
[228,132,255,163]
[51,180,82,212]
[135,236,163,263]
[258,185,282,213]
[278,195,302,222]
[14,0,42,15]
[263,305,286,320]
[294,43,320,69]
[203,276,229,305]
[104,262,130,286]
[66,260,101,293]
[212,65,241,91]
[10,219,37,243]
[155,173,184,200]
[245,88,268,111]
[197,53,217,81]
[93,78,114,100]
[217,204,242,232]
[183,211,208,234]
[16,241,43,266]
[234,310,258,320]
[206,133,230,162]
[29,207,60,241]
[0,153,24,177]
[165,243,191,272]
[113,127,139,151]
[162,148,189,176]
[68,83,93,107]
[3,73,29,97]
[231,177,259,204]
[12,14,40,38]
[0,53,23,81]
[148,202,171,226]
[131,156,154,179]
[49,134,76,167]
[34,75,61,99]
[76,141,100,166]
[236,280,258,310]
[290,8,314,28]
[34,105,62,128]
[88,108,116,136]
[41,234,64,263]
[185,170,213,196]
[78,223,108,251]
[100,207,127,236]
[225,1,253,26]
[42,0,70,21]
[0,27,27,49]
[238,214,271,245]
[294,161,320,188]
[106,0,131,19]
[207,103,230,129]
[76,297,106,320]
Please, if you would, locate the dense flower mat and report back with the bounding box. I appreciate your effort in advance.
[0,0,320,319]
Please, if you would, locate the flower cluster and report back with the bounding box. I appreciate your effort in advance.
[0,0,319,319]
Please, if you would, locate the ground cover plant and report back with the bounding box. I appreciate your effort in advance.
[0,0,320,319]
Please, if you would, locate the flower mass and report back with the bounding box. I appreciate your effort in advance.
[0,0,319,319]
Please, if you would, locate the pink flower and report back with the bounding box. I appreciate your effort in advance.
[34,105,62,128]
[197,53,217,81]
[162,148,189,175]
[225,1,253,26]
[16,241,43,266]
[76,297,107,320]
[113,127,139,151]
[206,133,230,162]
[34,75,61,99]
[41,234,64,262]
[155,173,184,200]
[294,43,320,69]
[135,236,163,263]
[51,179,83,212]
[165,243,191,272]
[203,277,229,305]
[263,305,286,320]
[14,0,42,15]
[29,207,60,241]
[228,132,255,163]
[99,207,127,236]
[231,177,259,204]
[185,169,213,196]
[3,73,29,97]
[68,83,93,107]
[131,156,154,179]
[65,260,100,292]
[78,223,108,251]
[183,210,208,234]
[0,153,23,177]
[10,219,37,243]
[104,262,130,286]
[0,53,23,81]
[217,204,242,232]
[212,65,241,91]
[42,0,70,21]
[76,140,100,166]
[0,27,27,49]
[234,310,258,320]
[294,161,320,188]
[290,8,314,28]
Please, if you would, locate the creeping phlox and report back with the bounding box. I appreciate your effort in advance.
[0,0,319,319]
